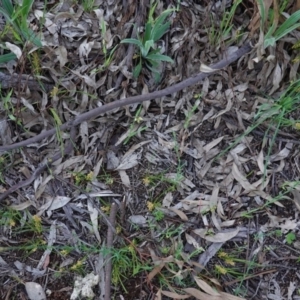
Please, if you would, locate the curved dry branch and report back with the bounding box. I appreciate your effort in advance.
[0,42,253,201]
[0,41,253,153]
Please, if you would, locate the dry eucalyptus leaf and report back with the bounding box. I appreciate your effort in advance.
[193,227,239,243]
[184,287,246,300]
[193,276,220,296]
[116,153,139,170]
[25,282,46,300]
[37,221,57,270]
[200,63,218,73]
[6,42,22,59]
[39,196,71,213]
[169,207,188,221]
[129,215,147,226]
[118,170,131,187]
[161,290,190,299]
[87,200,101,243]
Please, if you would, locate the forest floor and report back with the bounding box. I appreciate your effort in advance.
[1,0,300,299]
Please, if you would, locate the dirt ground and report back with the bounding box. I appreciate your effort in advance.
[1,0,300,299]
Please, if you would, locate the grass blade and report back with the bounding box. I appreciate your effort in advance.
[133,59,142,78]
[19,0,34,20]
[146,53,174,63]
[22,28,42,47]
[0,52,17,63]
[274,10,300,38]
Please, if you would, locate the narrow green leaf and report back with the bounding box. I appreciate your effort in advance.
[257,0,266,27]
[147,65,161,83]
[120,38,143,48]
[274,10,300,38]
[22,28,42,47]
[133,59,142,79]
[151,10,173,40]
[145,59,159,69]
[146,53,174,63]
[0,52,17,63]
[148,1,158,24]
[143,22,152,44]
[100,18,106,36]
[1,0,14,18]
[265,21,277,41]
[148,48,161,55]
[50,108,62,126]
[154,9,174,26]
[274,23,300,42]
[142,40,154,57]
[0,7,13,23]
[264,37,276,48]
[151,21,170,41]
[8,114,17,122]
[20,0,34,20]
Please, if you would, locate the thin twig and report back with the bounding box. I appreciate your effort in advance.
[104,202,118,300]
[224,269,277,286]
[0,42,253,153]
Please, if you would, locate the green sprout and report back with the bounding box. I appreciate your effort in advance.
[120,2,175,82]
[0,0,42,63]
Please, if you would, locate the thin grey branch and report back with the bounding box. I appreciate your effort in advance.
[0,41,253,153]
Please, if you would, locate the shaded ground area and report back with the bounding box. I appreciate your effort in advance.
[1,0,300,299]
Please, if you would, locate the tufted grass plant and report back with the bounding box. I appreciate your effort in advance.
[120,2,175,83]
[0,0,42,63]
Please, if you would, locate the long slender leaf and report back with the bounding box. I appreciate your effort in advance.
[22,28,42,47]
[0,7,13,23]
[264,21,277,41]
[133,60,142,79]
[257,0,266,27]
[1,0,14,18]
[0,52,17,63]
[147,1,157,24]
[151,10,174,41]
[146,64,161,83]
[145,59,159,69]
[274,10,300,38]
[153,9,174,26]
[19,0,34,20]
[143,23,152,44]
[146,53,174,63]
[274,23,300,42]
[151,21,170,42]
[50,108,62,126]
[142,40,154,57]
[120,38,143,48]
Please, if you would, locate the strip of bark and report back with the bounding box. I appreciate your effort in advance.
[0,72,54,92]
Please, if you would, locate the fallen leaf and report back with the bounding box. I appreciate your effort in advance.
[193,227,239,243]
[25,282,46,300]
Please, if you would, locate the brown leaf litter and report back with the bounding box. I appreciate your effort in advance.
[1,0,300,299]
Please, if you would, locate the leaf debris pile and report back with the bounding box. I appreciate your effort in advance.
[1,0,300,299]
